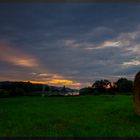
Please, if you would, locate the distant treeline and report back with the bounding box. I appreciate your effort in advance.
[0,81,45,97]
[0,77,134,98]
[0,81,78,98]
[79,78,133,96]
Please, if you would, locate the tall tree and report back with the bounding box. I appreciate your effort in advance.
[116,78,133,93]
[92,79,111,93]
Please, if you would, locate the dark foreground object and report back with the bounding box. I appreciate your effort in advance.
[133,71,140,115]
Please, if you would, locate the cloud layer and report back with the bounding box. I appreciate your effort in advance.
[0,3,140,88]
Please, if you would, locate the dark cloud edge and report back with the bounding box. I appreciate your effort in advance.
[0,0,140,3]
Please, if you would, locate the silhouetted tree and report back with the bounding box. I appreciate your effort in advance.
[115,78,133,94]
[92,79,111,93]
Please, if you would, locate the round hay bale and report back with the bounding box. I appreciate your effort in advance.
[133,71,140,115]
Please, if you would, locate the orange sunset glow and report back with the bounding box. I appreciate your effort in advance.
[0,3,138,137]
[23,79,81,89]
[0,3,138,91]
[0,40,81,89]
[0,41,39,68]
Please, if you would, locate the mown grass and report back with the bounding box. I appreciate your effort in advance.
[0,95,140,137]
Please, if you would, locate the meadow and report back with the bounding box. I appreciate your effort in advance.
[0,95,140,137]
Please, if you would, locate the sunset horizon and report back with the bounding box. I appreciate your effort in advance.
[1,2,140,137]
[0,3,139,89]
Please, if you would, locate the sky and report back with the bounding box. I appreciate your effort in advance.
[0,3,140,89]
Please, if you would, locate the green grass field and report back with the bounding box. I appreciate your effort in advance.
[0,95,140,137]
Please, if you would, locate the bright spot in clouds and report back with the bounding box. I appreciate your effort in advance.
[0,40,39,68]
[103,41,121,47]
[122,60,140,67]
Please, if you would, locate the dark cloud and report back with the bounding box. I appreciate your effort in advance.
[0,3,140,88]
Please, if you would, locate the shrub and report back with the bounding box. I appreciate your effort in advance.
[79,87,94,95]
[0,89,10,97]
